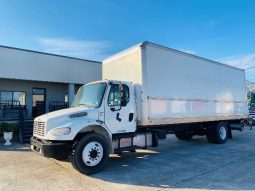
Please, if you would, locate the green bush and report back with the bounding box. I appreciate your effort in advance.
[0,122,19,134]
[0,122,20,142]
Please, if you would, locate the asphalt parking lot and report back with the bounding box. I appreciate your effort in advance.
[1,128,255,191]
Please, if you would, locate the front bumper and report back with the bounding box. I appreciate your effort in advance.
[30,137,72,160]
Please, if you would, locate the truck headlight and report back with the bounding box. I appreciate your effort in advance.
[49,127,71,136]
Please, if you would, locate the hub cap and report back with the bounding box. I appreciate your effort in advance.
[82,142,103,166]
[219,126,227,140]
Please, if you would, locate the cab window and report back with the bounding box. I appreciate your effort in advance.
[121,84,129,106]
[108,84,130,107]
[108,84,121,107]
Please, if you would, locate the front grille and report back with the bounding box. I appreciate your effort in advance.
[33,121,45,137]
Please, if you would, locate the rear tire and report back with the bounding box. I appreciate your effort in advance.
[71,133,109,174]
[206,122,228,144]
[175,130,193,140]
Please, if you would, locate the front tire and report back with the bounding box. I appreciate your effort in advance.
[71,133,109,174]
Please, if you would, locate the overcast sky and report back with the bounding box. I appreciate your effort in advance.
[0,0,254,81]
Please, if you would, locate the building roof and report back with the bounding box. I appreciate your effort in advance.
[0,45,101,64]
[0,45,102,84]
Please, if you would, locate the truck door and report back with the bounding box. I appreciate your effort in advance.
[104,83,136,134]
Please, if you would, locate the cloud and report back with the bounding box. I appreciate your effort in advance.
[208,20,216,26]
[219,53,255,82]
[207,20,217,28]
[220,54,255,70]
[37,37,112,61]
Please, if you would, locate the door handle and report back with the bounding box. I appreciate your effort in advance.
[116,113,122,122]
[129,113,134,122]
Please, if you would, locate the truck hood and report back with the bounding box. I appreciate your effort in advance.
[34,106,99,125]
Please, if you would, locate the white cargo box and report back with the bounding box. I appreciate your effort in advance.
[103,41,248,126]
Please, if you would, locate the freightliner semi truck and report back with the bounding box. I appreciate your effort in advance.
[31,41,249,174]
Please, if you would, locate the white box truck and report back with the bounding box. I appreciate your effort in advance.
[31,41,248,174]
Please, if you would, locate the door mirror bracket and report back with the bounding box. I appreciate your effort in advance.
[110,105,121,112]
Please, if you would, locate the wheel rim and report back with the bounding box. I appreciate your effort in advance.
[219,126,227,140]
[82,141,103,166]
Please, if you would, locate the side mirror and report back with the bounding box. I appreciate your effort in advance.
[121,98,126,106]
[110,105,121,112]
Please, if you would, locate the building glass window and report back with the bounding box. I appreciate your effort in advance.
[32,88,46,118]
[13,92,26,105]
[33,88,45,95]
[1,92,12,103]
[0,91,26,105]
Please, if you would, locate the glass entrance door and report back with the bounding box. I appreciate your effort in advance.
[32,88,46,118]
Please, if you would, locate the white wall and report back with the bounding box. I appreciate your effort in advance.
[145,44,246,101]
[144,43,248,124]
[103,46,142,84]
[102,41,248,126]
[0,46,102,84]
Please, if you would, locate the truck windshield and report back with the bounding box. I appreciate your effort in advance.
[72,83,107,108]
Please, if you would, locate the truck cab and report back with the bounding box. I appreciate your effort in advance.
[31,80,152,174]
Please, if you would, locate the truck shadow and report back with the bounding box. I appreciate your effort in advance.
[92,133,255,190]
